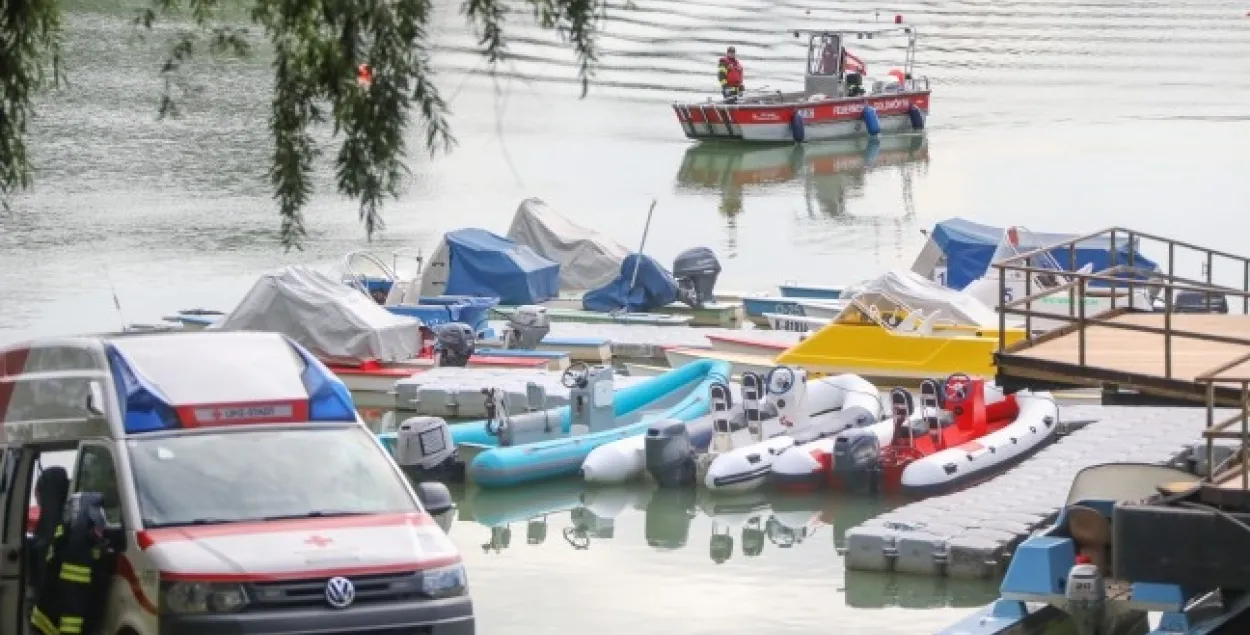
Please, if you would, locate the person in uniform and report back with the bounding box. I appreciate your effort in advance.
[718,46,744,102]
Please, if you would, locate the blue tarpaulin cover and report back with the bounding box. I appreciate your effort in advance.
[931,218,1159,290]
[443,229,560,305]
[582,254,680,313]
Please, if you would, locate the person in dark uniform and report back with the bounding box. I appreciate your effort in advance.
[718,46,744,102]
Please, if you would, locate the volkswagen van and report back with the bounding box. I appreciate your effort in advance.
[0,330,474,635]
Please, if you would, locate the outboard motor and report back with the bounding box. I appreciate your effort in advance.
[672,247,721,309]
[645,418,696,488]
[433,322,476,367]
[563,362,616,435]
[832,426,883,483]
[766,366,808,430]
[393,416,460,481]
[1065,563,1106,635]
[501,305,551,349]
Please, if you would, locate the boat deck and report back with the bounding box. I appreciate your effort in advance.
[842,404,1231,579]
[996,312,1250,405]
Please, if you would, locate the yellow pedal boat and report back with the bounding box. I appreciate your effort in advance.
[775,270,1027,382]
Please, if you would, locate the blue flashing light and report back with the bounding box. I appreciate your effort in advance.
[105,345,181,434]
[287,340,358,422]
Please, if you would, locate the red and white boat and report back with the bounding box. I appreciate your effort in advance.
[672,23,930,143]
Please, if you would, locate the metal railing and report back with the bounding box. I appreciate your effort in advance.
[1197,359,1250,493]
[994,227,1250,383]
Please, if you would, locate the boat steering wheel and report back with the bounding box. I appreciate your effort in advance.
[943,373,973,406]
[766,366,797,394]
[561,362,591,389]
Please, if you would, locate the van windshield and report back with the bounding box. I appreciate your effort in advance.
[126,426,418,528]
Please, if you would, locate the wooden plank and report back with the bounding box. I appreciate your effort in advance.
[1005,313,1250,383]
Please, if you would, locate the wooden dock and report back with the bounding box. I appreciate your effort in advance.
[989,226,1250,407]
[997,312,1250,405]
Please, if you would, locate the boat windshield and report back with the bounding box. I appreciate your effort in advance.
[1064,463,1199,506]
[127,426,418,528]
[832,291,971,332]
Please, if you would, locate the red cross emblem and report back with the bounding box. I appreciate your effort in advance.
[304,535,333,547]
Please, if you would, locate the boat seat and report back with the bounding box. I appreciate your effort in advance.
[895,310,923,332]
[1066,504,1112,575]
[915,311,940,336]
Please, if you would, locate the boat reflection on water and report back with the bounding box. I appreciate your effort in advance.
[843,570,999,610]
[673,134,929,221]
[457,479,654,552]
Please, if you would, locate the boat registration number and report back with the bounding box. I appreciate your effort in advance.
[1068,579,1097,599]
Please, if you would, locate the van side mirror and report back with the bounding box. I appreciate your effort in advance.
[416,481,455,517]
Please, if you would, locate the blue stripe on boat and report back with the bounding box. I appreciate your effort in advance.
[474,348,568,359]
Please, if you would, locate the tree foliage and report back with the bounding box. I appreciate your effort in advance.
[1,0,607,248]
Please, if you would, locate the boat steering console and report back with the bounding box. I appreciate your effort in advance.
[561,362,591,390]
[943,373,972,406]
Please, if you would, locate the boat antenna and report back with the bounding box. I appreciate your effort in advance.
[627,198,659,298]
[102,261,127,330]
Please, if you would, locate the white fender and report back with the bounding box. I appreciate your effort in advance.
[900,391,1058,496]
[581,435,646,485]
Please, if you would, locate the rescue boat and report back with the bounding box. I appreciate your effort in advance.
[829,375,1059,497]
[672,22,930,144]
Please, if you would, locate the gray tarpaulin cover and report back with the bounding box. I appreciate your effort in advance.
[218,265,422,365]
[506,197,632,292]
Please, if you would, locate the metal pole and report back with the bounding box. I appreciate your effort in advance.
[1109,229,1117,311]
[629,199,659,292]
[1078,281,1087,366]
[1069,245,1076,319]
[1164,286,1173,379]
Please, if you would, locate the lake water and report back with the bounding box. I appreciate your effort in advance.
[2,0,1249,631]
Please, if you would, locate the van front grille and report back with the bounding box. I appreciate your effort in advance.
[248,571,425,608]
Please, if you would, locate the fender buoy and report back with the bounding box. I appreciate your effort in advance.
[862,105,881,136]
[908,104,926,130]
[863,136,881,166]
[790,111,806,143]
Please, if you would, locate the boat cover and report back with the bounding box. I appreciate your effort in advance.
[582,254,679,313]
[914,218,1159,290]
[852,269,1001,328]
[216,265,422,364]
[506,198,632,292]
[419,228,560,305]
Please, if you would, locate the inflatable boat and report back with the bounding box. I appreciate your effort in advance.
[384,359,730,488]
[769,384,1004,493]
[580,370,873,485]
[703,369,882,493]
[830,375,1058,497]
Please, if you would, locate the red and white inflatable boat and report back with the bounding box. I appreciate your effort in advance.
[830,376,1059,497]
[672,23,931,143]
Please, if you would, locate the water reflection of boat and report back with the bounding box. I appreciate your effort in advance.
[458,479,652,553]
[674,135,929,219]
[643,489,836,563]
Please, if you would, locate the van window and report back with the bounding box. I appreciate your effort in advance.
[126,426,416,528]
[73,445,122,526]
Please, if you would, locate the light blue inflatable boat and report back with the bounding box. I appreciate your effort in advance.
[446,359,730,488]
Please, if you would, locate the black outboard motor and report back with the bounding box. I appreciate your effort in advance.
[645,420,697,487]
[672,247,721,309]
[845,72,865,97]
[433,322,475,367]
[1170,291,1229,314]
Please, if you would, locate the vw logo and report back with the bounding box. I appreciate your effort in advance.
[324,576,356,609]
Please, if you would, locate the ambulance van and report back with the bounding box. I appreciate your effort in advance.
[0,330,474,635]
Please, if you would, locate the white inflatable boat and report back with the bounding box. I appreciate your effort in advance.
[581,368,872,486]
[703,370,882,493]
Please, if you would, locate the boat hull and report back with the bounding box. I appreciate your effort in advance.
[457,359,732,488]
[673,92,930,143]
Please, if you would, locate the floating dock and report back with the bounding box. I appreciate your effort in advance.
[991,226,1250,406]
[841,404,1231,580]
[393,367,649,417]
